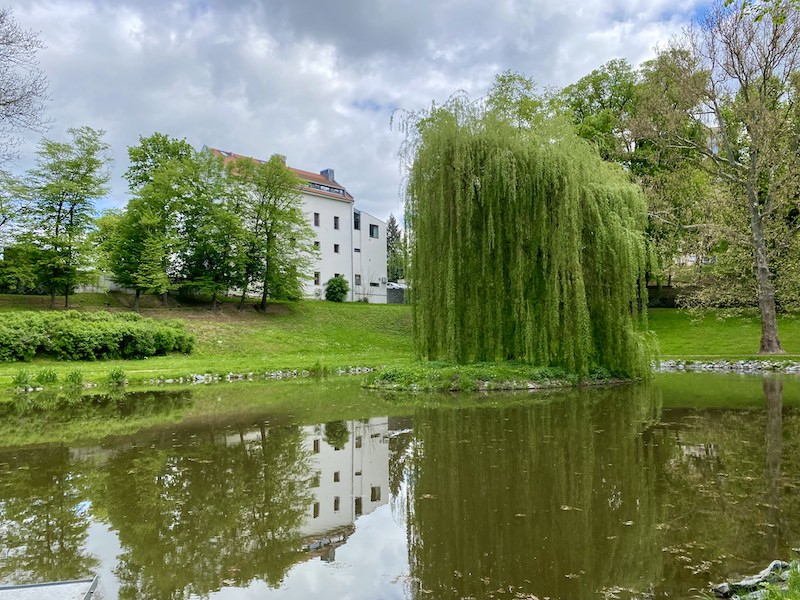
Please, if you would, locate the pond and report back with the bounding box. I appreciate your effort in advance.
[0,374,798,600]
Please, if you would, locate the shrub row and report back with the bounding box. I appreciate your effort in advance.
[0,311,195,361]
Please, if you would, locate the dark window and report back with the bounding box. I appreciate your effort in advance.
[314,271,320,286]
[313,212,320,226]
[370,486,381,502]
[354,211,361,230]
[333,496,340,512]
[313,502,320,518]
[354,497,363,516]
[314,240,320,250]
[355,436,362,448]
[313,439,320,453]
[334,215,340,229]
[333,471,340,482]
[369,282,379,287]
[354,274,361,286]
[310,472,320,487]
[354,248,360,253]
[369,224,379,238]
[334,244,340,253]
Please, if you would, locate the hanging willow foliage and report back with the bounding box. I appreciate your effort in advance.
[401,94,652,378]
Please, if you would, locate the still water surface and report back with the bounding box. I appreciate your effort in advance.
[0,374,798,599]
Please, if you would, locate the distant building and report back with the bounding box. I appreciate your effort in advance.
[210,148,388,304]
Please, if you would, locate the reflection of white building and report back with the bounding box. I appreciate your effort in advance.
[301,419,390,540]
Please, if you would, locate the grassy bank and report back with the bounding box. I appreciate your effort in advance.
[0,293,413,391]
[0,294,799,394]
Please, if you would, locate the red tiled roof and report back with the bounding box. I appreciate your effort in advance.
[208,147,353,201]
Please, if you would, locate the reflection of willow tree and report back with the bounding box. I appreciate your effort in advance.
[405,385,664,599]
[652,377,800,591]
[0,445,98,583]
[92,422,312,600]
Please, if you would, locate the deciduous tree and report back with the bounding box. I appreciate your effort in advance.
[635,1,800,352]
[20,126,110,308]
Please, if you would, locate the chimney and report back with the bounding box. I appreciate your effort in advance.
[320,168,334,181]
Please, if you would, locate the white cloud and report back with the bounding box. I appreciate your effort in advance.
[10,0,707,220]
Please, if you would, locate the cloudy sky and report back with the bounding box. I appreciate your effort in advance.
[11,0,705,221]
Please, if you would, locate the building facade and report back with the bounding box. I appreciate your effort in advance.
[211,148,388,303]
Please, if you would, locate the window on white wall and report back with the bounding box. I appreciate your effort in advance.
[334,216,340,229]
[313,212,320,226]
[334,244,340,253]
[355,274,361,286]
[369,224,379,238]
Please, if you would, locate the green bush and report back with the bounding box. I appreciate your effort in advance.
[0,310,195,362]
[35,368,58,385]
[108,367,127,386]
[12,369,32,388]
[324,275,349,302]
[65,368,84,387]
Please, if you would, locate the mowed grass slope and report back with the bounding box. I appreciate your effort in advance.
[0,293,798,391]
[0,293,414,388]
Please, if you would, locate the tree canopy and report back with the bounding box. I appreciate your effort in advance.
[402,88,652,378]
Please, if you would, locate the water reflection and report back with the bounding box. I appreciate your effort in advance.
[0,377,798,600]
[403,385,664,600]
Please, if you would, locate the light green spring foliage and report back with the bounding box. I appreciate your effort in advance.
[403,91,652,378]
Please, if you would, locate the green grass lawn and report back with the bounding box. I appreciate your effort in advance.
[0,293,414,390]
[0,293,798,393]
[648,308,800,359]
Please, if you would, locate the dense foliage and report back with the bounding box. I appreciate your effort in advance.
[403,91,652,378]
[324,274,349,302]
[0,310,194,361]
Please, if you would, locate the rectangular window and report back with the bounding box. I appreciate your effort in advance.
[313,439,320,453]
[333,496,340,512]
[370,486,381,502]
[369,282,379,287]
[354,211,361,230]
[334,215,340,229]
[354,470,362,476]
[369,224,379,238]
[334,244,340,253]
[354,248,360,253]
[333,471,340,482]
[310,472,320,487]
[313,212,320,226]
[354,497,363,517]
[313,502,320,518]
[355,435,362,448]
[314,271,320,286]
[314,240,320,250]
[354,274,361,286]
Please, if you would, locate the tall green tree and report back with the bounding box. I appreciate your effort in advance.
[109,133,196,307]
[227,154,315,310]
[386,213,405,282]
[634,0,800,353]
[401,84,651,377]
[19,126,110,308]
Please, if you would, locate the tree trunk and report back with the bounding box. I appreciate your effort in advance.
[748,191,784,354]
[260,257,270,312]
[64,287,70,309]
[49,289,56,309]
[238,284,248,311]
[161,292,168,306]
[763,376,783,556]
[211,289,217,310]
[133,289,141,313]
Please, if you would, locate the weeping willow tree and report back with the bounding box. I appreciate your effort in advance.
[401,84,653,378]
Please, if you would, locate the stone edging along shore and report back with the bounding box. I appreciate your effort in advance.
[656,359,800,374]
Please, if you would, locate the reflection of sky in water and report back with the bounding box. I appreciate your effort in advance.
[84,521,122,600]
[212,503,409,599]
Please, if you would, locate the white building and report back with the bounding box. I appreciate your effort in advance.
[210,148,388,303]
